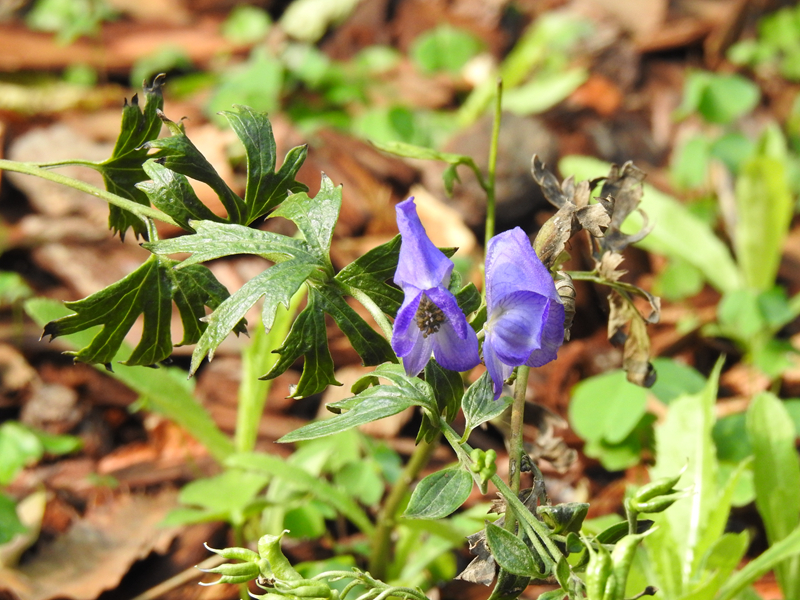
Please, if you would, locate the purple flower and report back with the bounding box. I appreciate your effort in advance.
[391,198,481,376]
[483,227,565,398]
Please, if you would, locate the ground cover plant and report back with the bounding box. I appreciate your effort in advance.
[1,2,800,600]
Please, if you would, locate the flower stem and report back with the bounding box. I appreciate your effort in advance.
[368,435,439,580]
[342,283,394,341]
[0,158,179,227]
[504,365,530,537]
[484,78,503,248]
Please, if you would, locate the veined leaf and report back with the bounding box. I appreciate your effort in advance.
[335,234,403,315]
[93,75,164,239]
[462,372,511,439]
[261,286,340,399]
[137,160,224,231]
[42,255,239,368]
[145,220,318,267]
[270,175,341,264]
[190,260,317,374]
[485,522,540,578]
[404,467,473,519]
[146,113,248,224]
[220,104,308,222]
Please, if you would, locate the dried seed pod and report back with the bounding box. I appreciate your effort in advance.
[555,272,575,342]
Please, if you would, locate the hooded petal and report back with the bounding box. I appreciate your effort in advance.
[394,198,454,290]
[524,300,565,367]
[485,227,560,312]
[485,290,549,364]
[431,320,481,372]
[391,287,424,358]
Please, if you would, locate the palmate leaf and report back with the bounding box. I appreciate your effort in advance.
[42,255,240,368]
[335,234,404,315]
[93,74,165,239]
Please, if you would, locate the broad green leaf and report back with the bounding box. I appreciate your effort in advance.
[90,75,164,239]
[333,460,384,507]
[31,429,82,456]
[146,115,248,224]
[137,160,223,231]
[0,422,43,485]
[716,524,800,600]
[349,363,437,413]
[650,357,707,404]
[455,283,481,316]
[226,452,374,536]
[747,392,800,598]
[335,234,403,315]
[559,155,744,293]
[425,359,463,423]
[697,73,760,124]
[485,522,539,577]
[271,176,340,263]
[315,284,396,368]
[41,254,239,368]
[177,470,269,513]
[503,68,588,116]
[145,220,318,267]
[462,372,511,439]
[191,260,316,374]
[220,105,308,222]
[278,384,419,443]
[648,358,724,594]
[25,298,234,461]
[569,370,647,444]
[734,155,793,291]
[404,467,473,519]
[261,286,340,399]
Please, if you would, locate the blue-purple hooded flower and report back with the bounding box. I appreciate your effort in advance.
[483,227,565,398]
[391,198,480,376]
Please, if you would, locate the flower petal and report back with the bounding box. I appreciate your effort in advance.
[486,290,549,364]
[394,198,454,290]
[485,227,559,311]
[431,320,481,372]
[525,300,565,367]
[401,326,434,376]
[483,335,514,399]
[425,285,468,339]
[391,287,424,358]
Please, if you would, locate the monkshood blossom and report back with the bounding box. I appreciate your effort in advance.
[391,198,481,376]
[483,227,565,399]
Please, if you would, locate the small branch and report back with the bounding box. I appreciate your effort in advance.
[341,283,394,341]
[0,159,179,227]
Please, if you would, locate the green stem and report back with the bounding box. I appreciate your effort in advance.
[368,435,440,580]
[0,159,179,227]
[504,365,529,536]
[484,78,503,248]
[341,283,394,341]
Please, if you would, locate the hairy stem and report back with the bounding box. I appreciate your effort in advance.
[368,435,439,579]
[0,159,179,227]
[504,365,530,536]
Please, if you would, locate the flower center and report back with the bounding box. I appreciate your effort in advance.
[415,294,446,338]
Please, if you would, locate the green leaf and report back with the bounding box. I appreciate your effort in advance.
[0,492,26,544]
[569,370,647,444]
[425,359,463,423]
[455,283,481,316]
[278,384,419,443]
[315,284,396,368]
[190,260,317,374]
[178,469,269,514]
[270,175,340,262]
[462,372,511,439]
[404,467,473,519]
[697,72,760,124]
[0,422,43,485]
[559,155,744,293]
[409,24,484,74]
[93,75,164,239]
[747,392,800,598]
[485,522,539,577]
[650,357,707,404]
[334,234,403,315]
[226,452,375,536]
[262,287,340,399]
[41,254,238,367]
[734,154,793,291]
[220,105,308,222]
[25,297,234,462]
[145,220,318,267]
[137,160,224,231]
[502,68,588,116]
[146,115,248,224]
